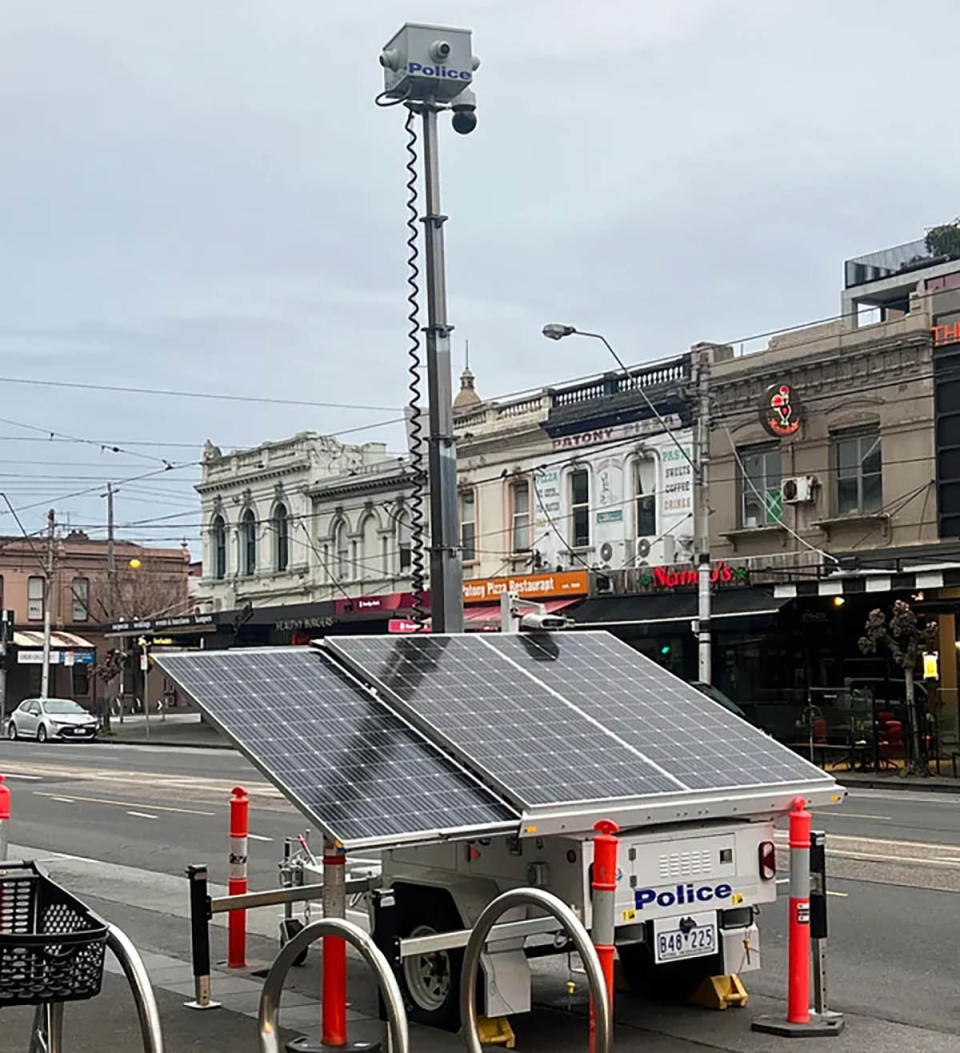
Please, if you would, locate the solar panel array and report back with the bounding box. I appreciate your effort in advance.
[156,649,517,848]
[483,632,830,791]
[328,634,684,808]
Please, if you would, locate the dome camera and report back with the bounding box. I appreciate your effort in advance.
[452,109,477,135]
[451,88,477,135]
[430,39,452,61]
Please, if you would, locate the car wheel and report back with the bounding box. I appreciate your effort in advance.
[7,721,17,740]
[37,724,48,743]
[395,886,466,1031]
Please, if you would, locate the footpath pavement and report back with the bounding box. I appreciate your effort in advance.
[4,843,958,1053]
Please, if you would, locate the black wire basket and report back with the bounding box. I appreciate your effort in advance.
[0,861,108,1006]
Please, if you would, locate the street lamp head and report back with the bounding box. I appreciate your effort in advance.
[542,324,576,341]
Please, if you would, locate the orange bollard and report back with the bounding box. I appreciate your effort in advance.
[322,840,348,1047]
[752,798,843,1038]
[0,774,9,861]
[589,819,619,1053]
[228,786,248,969]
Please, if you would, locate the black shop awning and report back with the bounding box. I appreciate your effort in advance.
[571,588,788,629]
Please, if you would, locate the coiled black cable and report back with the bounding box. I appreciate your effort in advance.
[403,106,428,627]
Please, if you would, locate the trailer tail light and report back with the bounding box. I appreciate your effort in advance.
[759,840,776,881]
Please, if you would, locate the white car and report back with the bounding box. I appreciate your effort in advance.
[7,698,98,742]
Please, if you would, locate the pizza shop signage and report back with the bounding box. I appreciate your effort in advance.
[759,382,802,438]
[638,560,748,590]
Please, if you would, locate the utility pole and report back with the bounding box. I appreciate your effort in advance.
[0,609,11,729]
[41,508,55,698]
[106,483,116,601]
[104,483,116,731]
[693,345,712,685]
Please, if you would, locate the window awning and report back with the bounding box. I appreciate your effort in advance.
[463,598,579,633]
[14,631,96,650]
[570,589,788,629]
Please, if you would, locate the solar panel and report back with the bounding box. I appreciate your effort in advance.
[155,649,518,849]
[327,634,686,810]
[482,631,832,792]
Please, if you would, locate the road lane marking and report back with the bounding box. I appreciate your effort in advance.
[2,773,42,780]
[248,834,273,842]
[33,791,216,816]
[51,796,75,804]
[774,830,960,855]
[127,811,158,820]
[826,890,848,897]
[813,811,891,821]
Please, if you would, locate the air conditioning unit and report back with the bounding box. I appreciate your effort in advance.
[781,476,816,504]
[636,535,677,567]
[597,540,630,568]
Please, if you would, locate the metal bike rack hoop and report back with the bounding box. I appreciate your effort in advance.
[460,887,612,1053]
[258,916,409,1053]
[107,924,165,1053]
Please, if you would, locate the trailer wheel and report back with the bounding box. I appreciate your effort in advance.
[618,943,724,1000]
[395,886,465,1031]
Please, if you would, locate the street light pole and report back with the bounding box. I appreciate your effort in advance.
[542,326,712,683]
[693,345,712,685]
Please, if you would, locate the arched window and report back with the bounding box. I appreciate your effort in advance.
[241,509,257,576]
[360,514,378,580]
[334,520,350,581]
[395,512,412,573]
[212,515,227,580]
[273,504,289,572]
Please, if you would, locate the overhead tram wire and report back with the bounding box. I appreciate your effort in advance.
[0,377,398,412]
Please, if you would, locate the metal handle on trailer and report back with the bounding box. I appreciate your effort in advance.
[459,887,613,1053]
[26,925,164,1053]
[257,916,409,1053]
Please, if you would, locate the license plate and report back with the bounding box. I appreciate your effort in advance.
[652,911,717,963]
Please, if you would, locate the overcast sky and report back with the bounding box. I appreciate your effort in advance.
[2,0,959,552]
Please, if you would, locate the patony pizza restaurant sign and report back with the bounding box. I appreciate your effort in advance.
[463,570,589,604]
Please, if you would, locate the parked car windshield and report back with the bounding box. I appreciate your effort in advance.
[43,699,86,715]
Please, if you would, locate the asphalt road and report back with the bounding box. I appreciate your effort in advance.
[1,739,959,1050]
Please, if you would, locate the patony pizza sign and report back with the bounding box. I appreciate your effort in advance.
[463,570,588,604]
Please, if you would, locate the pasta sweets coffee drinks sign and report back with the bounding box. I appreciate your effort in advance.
[759,382,802,438]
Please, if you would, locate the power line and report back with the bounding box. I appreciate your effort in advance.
[0,375,398,412]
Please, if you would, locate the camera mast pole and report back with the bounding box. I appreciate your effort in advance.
[414,100,463,634]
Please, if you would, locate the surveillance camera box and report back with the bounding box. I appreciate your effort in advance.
[381,23,474,103]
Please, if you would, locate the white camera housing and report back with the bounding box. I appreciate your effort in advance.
[520,612,573,632]
[381,23,478,103]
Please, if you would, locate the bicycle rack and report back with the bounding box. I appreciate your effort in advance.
[258,916,408,1053]
[27,924,164,1053]
[460,887,613,1053]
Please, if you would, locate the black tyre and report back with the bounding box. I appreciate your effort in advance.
[618,942,723,1001]
[37,725,48,743]
[279,917,309,967]
[7,721,17,740]
[395,885,465,1031]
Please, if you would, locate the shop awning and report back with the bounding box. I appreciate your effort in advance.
[464,598,579,632]
[14,631,95,649]
[570,589,788,628]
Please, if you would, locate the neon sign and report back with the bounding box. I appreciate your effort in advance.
[760,382,802,438]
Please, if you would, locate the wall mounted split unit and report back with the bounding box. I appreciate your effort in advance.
[636,534,677,566]
[781,476,817,504]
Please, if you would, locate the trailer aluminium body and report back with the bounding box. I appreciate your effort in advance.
[159,630,842,1029]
